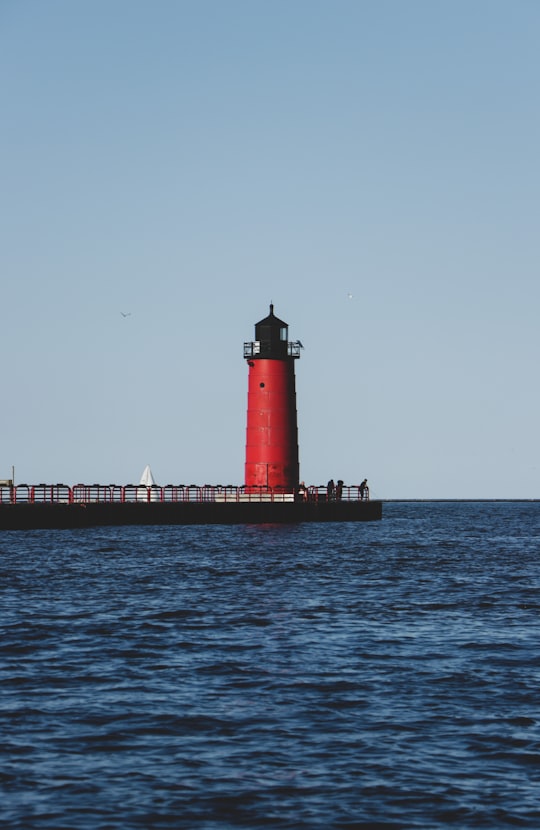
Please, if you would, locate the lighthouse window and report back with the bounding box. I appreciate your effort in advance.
[280,327,287,341]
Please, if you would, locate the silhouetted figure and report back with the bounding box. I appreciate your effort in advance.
[360,479,368,500]
[327,479,335,501]
[335,480,344,501]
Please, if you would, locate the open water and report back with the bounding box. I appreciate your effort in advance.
[1,501,540,829]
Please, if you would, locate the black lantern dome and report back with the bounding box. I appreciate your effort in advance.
[243,304,301,360]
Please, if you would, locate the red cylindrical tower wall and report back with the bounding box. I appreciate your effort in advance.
[245,358,299,491]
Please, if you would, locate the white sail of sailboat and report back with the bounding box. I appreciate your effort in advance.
[137,465,159,501]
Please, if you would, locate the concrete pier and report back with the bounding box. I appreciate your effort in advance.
[0,498,382,530]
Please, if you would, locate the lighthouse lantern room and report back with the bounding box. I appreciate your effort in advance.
[244,305,301,492]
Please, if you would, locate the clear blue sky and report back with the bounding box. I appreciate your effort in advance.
[1,0,539,498]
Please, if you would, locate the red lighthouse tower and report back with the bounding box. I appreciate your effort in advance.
[244,305,301,492]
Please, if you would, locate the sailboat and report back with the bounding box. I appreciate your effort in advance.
[137,465,159,502]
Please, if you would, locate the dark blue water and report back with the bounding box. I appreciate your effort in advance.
[2,502,540,829]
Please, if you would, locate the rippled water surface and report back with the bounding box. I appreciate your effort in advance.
[2,502,540,828]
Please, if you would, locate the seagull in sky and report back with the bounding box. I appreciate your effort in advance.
[120,312,132,317]
[347,292,354,300]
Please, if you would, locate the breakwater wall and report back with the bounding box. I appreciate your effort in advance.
[0,499,382,530]
[0,483,381,529]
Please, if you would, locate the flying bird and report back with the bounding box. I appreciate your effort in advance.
[120,312,132,317]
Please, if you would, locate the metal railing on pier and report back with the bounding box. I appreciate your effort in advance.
[0,483,370,506]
